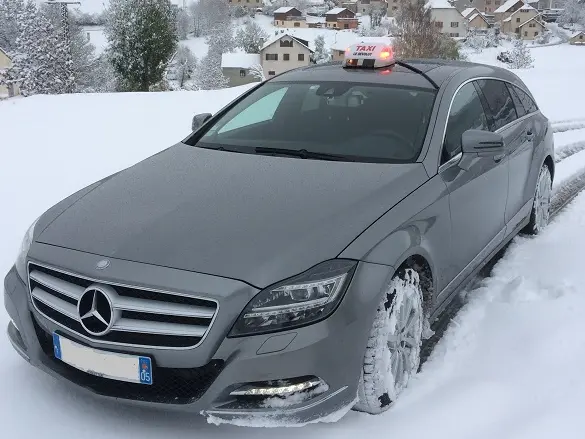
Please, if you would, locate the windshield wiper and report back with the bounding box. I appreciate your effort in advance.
[254,147,355,162]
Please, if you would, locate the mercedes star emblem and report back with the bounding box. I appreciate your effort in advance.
[96,259,110,270]
[78,286,115,336]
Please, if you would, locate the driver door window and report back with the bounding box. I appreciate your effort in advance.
[217,87,289,134]
[442,82,489,165]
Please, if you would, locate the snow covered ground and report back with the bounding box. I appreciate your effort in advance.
[2,44,585,437]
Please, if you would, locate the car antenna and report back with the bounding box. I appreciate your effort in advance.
[391,60,440,90]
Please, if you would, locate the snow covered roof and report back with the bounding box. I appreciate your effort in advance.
[221,52,261,69]
[468,12,488,22]
[503,16,512,22]
[494,0,533,14]
[425,0,455,9]
[0,46,9,58]
[274,6,297,13]
[518,15,546,28]
[331,36,392,51]
[571,30,585,38]
[260,34,313,52]
[462,7,477,17]
[326,7,348,14]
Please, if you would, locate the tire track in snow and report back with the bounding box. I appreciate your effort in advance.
[551,119,585,133]
[555,140,585,163]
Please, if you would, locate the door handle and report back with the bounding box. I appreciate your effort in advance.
[525,130,534,142]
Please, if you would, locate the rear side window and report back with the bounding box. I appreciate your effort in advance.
[476,79,517,130]
[511,85,538,114]
[442,82,490,164]
[506,85,526,118]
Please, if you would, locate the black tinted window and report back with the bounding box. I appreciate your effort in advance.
[193,82,436,163]
[477,79,517,130]
[443,82,489,164]
[512,85,538,114]
[506,84,526,118]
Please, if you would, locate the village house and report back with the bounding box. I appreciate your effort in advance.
[356,0,388,14]
[515,15,547,39]
[273,7,308,28]
[494,0,536,23]
[0,47,19,98]
[569,31,585,45]
[325,7,359,29]
[221,52,262,88]
[462,7,491,28]
[260,34,314,77]
[426,0,468,38]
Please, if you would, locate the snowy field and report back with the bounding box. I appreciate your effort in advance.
[2,44,585,437]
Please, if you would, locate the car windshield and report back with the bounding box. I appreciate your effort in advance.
[185,81,436,163]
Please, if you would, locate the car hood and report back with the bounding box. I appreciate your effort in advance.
[37,144,428,288]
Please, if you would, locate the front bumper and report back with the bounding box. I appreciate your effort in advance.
[4,246,391,424]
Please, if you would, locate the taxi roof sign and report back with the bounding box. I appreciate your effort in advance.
[342,43,395,69]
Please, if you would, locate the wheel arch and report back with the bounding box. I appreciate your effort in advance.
[391,249,435,315]
[543,154,555,182]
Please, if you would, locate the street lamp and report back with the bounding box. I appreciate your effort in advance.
[45,0,81,93]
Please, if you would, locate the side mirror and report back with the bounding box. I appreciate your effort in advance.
[192,113,212,132]
[461,129,505,155]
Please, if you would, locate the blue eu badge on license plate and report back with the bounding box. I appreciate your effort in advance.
[138,356,153,385]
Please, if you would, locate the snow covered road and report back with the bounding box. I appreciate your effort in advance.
[2,44,585,437]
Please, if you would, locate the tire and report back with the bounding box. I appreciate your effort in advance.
[354,268,424,414]
[524,164,552,235]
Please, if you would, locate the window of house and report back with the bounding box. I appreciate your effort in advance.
[451,22,459,27]
[524,31,528,36]
[280,40,293,47]
[265,53,278,61]
[294,22,300,27]
[442,82,489,164]
[268,71,276,75]
[449,32,460,37]
[515,27,520,32]
[476,79,518,130]
[283,53,290,61]
[517,17,521,22]
[486,0,491,4]
[393,5,397,9]
[344,23,349,28]
[298,53,305,61]
[435,21,443,27]
[240,69,246,77]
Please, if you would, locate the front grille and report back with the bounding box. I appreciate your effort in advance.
[33,319,224,404]
[28,263,218,349]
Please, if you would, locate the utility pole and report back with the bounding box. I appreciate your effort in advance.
[45,0,81,93]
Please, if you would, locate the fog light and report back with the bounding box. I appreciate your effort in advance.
[229,377,326,397]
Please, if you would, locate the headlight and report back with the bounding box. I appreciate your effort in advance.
[229,260,357,337]
[15,218,39,281]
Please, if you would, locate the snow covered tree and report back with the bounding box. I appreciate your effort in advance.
[83,54,117,92]
[176,7,192,40]
[312,35,330,64]
[40,3,97,93]
[193,53,228,90]
[508,37,534,69]
[369,6,384,28]
[206,23,234,54]
[105,0,177,92]
[1,1,74,96]
[0,0,25,52]
[395,0,461,59]
[558,0,585,27]
[189,0,231,37]
[235,20,268,53]
[249,63,265,81]
[167,45,198,90]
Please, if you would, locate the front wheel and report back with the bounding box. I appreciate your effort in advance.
[524,164,552,235]
[354,268,424,414]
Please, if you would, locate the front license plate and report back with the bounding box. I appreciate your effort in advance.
[52,333,153,385]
